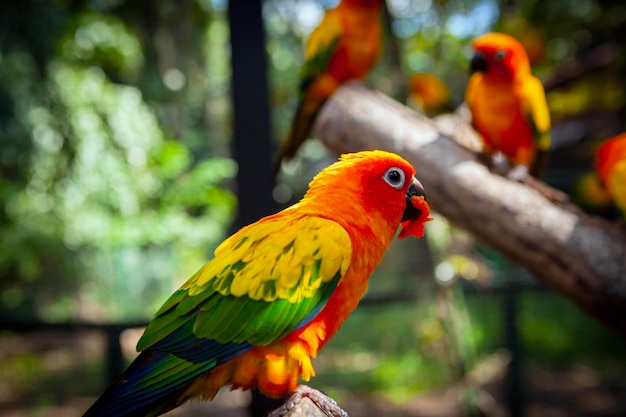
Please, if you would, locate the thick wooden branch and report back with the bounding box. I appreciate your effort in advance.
[313,82,626,338]
[278,397,330,417]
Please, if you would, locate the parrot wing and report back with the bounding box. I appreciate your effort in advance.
[299,11,342,95]
[141,214,352,349]
[84,215,352,417]
[521,76,551,152]
[520,76,551,177]
[273,13,342,176]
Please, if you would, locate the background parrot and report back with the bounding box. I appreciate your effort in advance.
[591,132,626,218]
[407,72,451,116]
[274,0,383,177]
[465,32,551,179]
[83,150,432,417]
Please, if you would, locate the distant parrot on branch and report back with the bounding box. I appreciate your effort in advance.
[407,72,451,116]
[579,132,626,219]
[572,133,626,220]
[83,150,432,417]
[274,0,383,177]
[465,32,551,179]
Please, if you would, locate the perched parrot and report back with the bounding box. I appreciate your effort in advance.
[593,132,626,218]
[407,72,451,116]
[465,32,551,179]
[274,0,383,177]
[83,150,432,417]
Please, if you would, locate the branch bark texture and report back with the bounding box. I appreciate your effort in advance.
[313,82,626,337]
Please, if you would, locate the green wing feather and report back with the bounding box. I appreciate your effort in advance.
[299,35,340,95]
[298,9,343,95]
[137,214,352,351]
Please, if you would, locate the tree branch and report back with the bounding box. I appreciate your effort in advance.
[313,82,626,338]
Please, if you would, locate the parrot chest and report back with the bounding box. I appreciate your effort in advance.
[471,80,534,158]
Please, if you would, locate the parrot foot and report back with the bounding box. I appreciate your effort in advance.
[477,151,510,177]
[266,385,349,417]
[475,151,495,171]
[506,164,529,182]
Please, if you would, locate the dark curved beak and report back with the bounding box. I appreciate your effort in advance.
[401,177,426,222]
[470,51,488,74]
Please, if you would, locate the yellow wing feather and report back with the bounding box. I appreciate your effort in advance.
[185,214,351,304]
[521,75,551,151]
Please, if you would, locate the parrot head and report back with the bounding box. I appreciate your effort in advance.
[469,32,531,82]
[302,150,432,240]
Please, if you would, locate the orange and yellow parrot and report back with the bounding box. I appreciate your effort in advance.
[274,0,383,176]
[592,132,626,218]
[465,32,551,179]
[83,150,432,417]
[407,72,451,116]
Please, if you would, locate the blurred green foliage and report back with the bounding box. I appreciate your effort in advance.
[0,0,237,320]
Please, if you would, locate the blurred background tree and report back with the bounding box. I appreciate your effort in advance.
[1,0,625,416]
[0,0,238,321]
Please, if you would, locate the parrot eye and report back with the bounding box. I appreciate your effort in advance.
[494,50,507,62]
[383,167,405,189]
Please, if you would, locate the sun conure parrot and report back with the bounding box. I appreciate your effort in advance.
[465,32,551,179]
[83,150,432,417]
[572,133,626,219]
[581,132,626,219]
[407,72,451,116]
[274,0,383,177]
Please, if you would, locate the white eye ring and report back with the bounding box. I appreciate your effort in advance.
[383,167,405,189]
[494,49,507,61]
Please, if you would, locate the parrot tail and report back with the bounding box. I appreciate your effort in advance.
[82,350,210,417]
[273,95,328,180]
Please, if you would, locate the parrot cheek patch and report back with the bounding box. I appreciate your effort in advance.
[398,195,433,240]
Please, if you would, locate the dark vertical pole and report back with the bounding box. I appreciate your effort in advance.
[503,280,524,417]
[105,327,125,384]
[228,0,277,230]
[228,2,281,416]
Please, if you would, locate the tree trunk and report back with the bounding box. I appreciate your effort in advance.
[313,82,626,338]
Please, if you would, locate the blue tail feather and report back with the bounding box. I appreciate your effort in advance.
[83,329,252,417]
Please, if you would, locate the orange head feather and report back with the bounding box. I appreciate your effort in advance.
[470,32,531,82]
[298,150,432,242]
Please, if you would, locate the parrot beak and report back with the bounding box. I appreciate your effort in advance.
[399,177,432,240]
[470,51,488,74]
[401,178,425,222]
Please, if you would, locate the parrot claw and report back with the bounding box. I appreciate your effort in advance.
[267,385,349,417]
[506,164,529,182]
